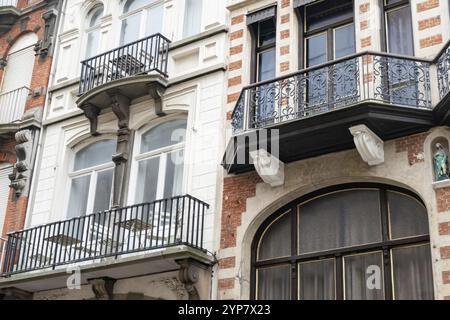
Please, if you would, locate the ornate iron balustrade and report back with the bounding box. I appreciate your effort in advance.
[232,52,433,134]
[78,33,170,95]
[0,0,17,6]
[0,87,30,124]
[0,195,209,276]
[437,43,450,100]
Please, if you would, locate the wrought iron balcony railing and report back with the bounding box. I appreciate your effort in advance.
[0,0,17,7]
[0,87,30,124]
[0,195,209,277]
[78,33,170,96]
[231,52,436,135]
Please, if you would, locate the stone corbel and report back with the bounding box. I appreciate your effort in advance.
[34,9,58,58]
[0,288,32,300]
[249,149,285,187]
[0,58,7,70]
[80,103,101,136]
[9,130,32,198]
[177,259,201,300]
[110,92,131,129]
[88,277,116,300]
[147,83,166,117]
[349,124,385,166]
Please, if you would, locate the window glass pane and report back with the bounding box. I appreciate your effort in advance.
[124,0,153,13]
[140,120,187,153]
[298,190,382,254]
[86,31,100,59]
[258,19,276,47]
[305,0,353,32]
[163,149,184,199]
[183,0,202,38]
[386,6,414,55]
[136,156,160,203]
[257,48,276,82]
[147,3,164,35]
[388,191,429,240]
[257,265,291,300]
[299,259,335,300]
[258,212,291,261]
[89,7,103,27]
[67,176,90,218]
[92,169,113,213]
[334,24,355,59]
[392,245,434,300]
[344,252,384,300]
[121,14,141,45]
[74,140,115,171]
[307,33,327,67]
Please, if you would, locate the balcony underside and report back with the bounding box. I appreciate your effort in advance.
[76,74,168,110]
[0,7,20,34]
[224,102,435,174]
[0,245,213,293]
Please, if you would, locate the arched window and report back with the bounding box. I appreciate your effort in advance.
[134,119,186,203]
[67,139,116,219]
[120,0,163,45]
[252,185,434,300]
[85,5,104,59]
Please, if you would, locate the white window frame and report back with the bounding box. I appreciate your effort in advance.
[128,117,187,205]
[84,5,104,60]
[119,0,164,45]
[65,140,115,219]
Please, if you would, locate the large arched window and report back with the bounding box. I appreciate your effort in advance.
[85,5,104,59]
[67,139,116,218]
[252,184,434,300]
[134,119,186,203]
[120,0,163,45]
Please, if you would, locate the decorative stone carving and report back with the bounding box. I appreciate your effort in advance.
[34,9,58,58]
[0,58,7,70]
[88,277,116,300]
[0,287,32,300]
[249,149,285,187]
[349,125,384,166]
[433,143,450,181]
[80,103,101,136]
[147,83,166,117]
[9,130,33,198]
[177,259,201,300]
[163,278,189,300]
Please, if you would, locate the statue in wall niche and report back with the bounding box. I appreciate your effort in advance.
[434,143,450,181]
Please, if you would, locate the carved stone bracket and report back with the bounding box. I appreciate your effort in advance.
[249,149,285,187]
[0,58,7,70]
[80,103,101,136]
[176,259,202,300]
[147,83,166,117]
[349,124,385,166]
[34,9,58,58]
[9,130,32,198]
[88,277,116,300]
[0,287,32,300]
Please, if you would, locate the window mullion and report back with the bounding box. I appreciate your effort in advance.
[336,255,344,300]
[86,172,97,215]
[156,153,167,200]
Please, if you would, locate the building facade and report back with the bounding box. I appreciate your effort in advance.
[0,0,61,278]
[0,0,450,301]
[219,0,450,300]
[0,0,228,300]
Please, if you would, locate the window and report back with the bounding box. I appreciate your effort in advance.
[67,140,116,219]
[0,164,12,236]
[384,0,414,55]
[134,119,186,203]
[302,0,357,109]
[120,0,163,45]
[85,5,104,59]
[183,0,202,38]
[252,185,434,300]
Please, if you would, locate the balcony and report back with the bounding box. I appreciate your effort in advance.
[77,33,170,111]
[224,43,450,174]
[0,87,30,134]
[0,1,20,34]
[0,195,208,277]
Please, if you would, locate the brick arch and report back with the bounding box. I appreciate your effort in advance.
[0,31,40,60]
